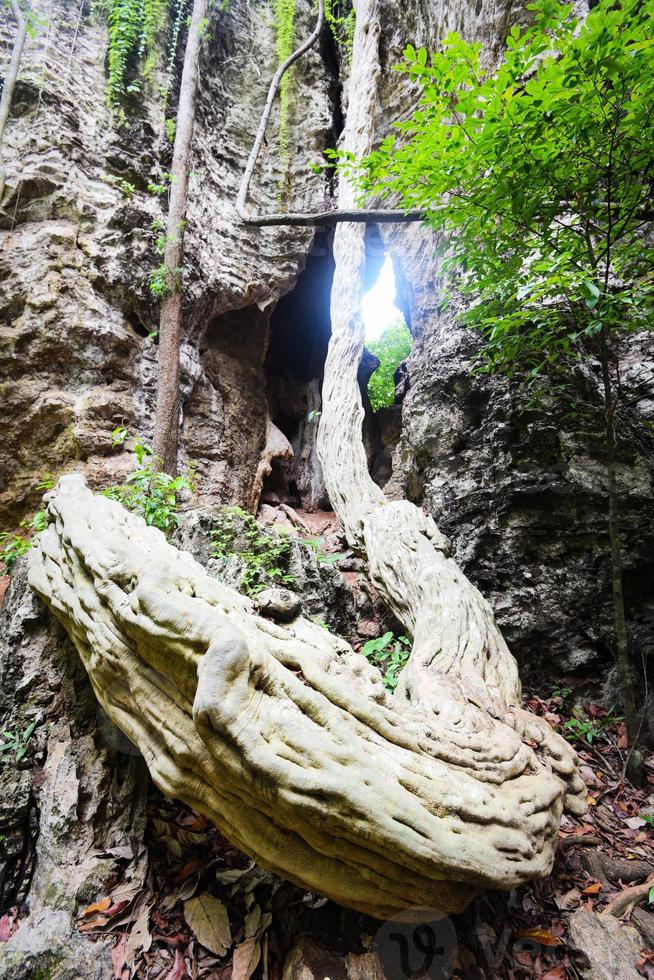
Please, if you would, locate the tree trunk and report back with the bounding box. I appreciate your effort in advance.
[152,0,207,474]
[0,0,28,204]
[599,329,641,783]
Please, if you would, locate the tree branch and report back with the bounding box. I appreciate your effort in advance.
[236,0,425,227]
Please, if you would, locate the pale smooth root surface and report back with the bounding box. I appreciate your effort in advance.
[29,475,585,919]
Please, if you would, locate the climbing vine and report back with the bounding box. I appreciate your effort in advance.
[98,0,189,113]
[273,0,296,154]
[325,0,354,58]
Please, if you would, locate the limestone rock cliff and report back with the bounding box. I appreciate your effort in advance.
[0,0,334,524]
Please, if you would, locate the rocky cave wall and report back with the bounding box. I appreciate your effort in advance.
[0,0,335,526]
[371,0,654,691]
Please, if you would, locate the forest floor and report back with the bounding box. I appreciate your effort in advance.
[59,693,654,978]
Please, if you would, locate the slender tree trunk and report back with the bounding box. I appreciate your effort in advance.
[599,328,641,783]
[0,0,28,203]
[152,0,207,474]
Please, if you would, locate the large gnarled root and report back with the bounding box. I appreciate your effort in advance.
[29,475,582,918]
[315,0,585,862]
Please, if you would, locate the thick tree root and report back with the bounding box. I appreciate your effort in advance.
[29,475,584,918]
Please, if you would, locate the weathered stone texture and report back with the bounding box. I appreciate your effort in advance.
[373,0,654,685]
[0,0,333,525]
[0,562,147,978]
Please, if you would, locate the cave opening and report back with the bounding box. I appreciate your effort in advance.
[261,229,413,512]
[262,236,335,512]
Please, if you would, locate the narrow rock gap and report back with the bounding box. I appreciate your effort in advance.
[263,240,334,511]
[361,225,410,490]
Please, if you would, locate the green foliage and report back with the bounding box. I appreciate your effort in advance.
[103,437,195,535]
[35,474,55,492]
[361,631,411,692]
[99,0,198,116]
[304,536,346,566]
[324,0,355,58]
[0,719,37,766]
[104,0,168,108]
[147,172,173,196]
[0,510,48,574]
[160,0,189,107]
[111,424,130,447]
[165,117,176,142]
[563,709,622,745]
[273,0,296,154]
[343,0,654,397]
[366,318,412,411]
[210,507,295,597]
[149,263,182,296]
[101,173,137,198]
[0,534,31,574]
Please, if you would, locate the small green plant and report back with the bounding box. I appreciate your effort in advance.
[304,536,345,567]
[35,473,56,491]
[211,507,295,597]
[101,174,137,198]
[551,686,572,702]
[147,171,174,197]
[149,263,182,297]
[103,437,195,535]
[0,510,48,573]
[165,117,176,142]
[563,710,622,746]
[155,233,180,255]
[111,425,129,447]
[361,631,411,692]
[0,534,31,573]
[0,719,37,765]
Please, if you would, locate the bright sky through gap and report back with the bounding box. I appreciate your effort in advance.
[361,255,405,340]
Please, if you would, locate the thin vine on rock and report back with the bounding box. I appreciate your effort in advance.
[273,0,295,157]
[0,0,28,203]
[104,0,168,109]
[236,0,424,226]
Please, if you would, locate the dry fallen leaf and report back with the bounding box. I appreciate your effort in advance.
[111,934,128,978]
[124,900,152,966]
[81,896,111,917]
[541,967,566,980]
[232,937,261,980]
[184,892,231,957]
[514,927,563,947]
[554,887,581,911]
[162,948,188,980]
